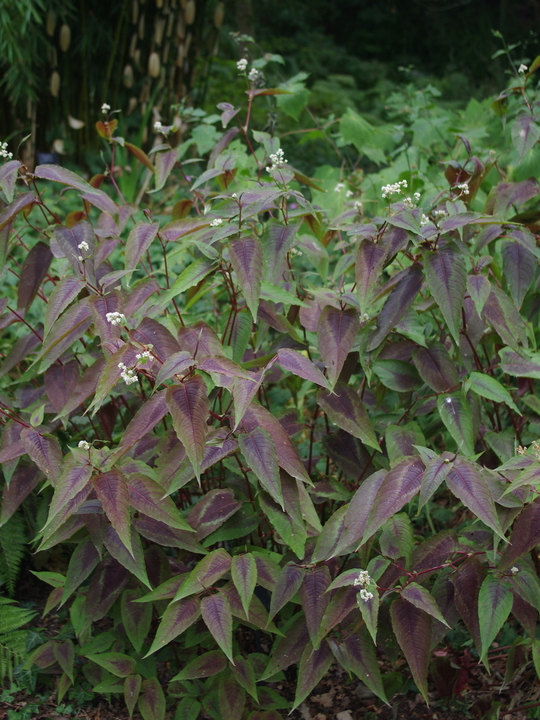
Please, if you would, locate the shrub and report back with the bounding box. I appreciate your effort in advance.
[1,51,540,718]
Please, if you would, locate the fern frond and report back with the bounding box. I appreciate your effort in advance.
[0,598,35,683]
[0,512,28,595]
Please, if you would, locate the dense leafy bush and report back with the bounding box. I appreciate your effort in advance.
[3,50,540,718]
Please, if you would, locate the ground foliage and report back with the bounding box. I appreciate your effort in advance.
[2,41,540,720]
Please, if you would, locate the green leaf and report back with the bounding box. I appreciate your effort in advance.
[86,652,137,678]
[478,575,513,662]
[231,554,257,617]
[465,372,520,414]
[138,678,165,720]
[437,393,475,456]
[121,589,152,655]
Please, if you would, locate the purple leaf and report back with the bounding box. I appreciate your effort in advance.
[44,361,80,414]
[499,347,540,378]
[166,377,209,480]
[330,627,387,702]
[312,505,349,563]
[362,458,424,543]
[314,586,357,646]
[125,221,159,271]
[482,285,528,350]
[127,473,193,532]
[112,390,169,462]
[217,102,240,128]
[154,350,194,386]
[178,320,224,359]
[0,464,41,526]
[467,275,491,317]
[61,538,100,605]
[45,459,93,530]
[411,530,457,575]
[318,383,379,451]
[86,557,129,623]
[54,222,96,278]
[34,164,98,192]
[54,640,75,681]
[277,348,331,389]
[85,651,137,678]
[390,598,432,703]
[259,614,309,680]
[134,515,207,554]
[337,470,387,553]
[170,650,227,680]
[446,457,504,538]
[102,525,150,587]
[0,330,41,378]
[62,358,105,417]
[0,159,22,202]
[317,306,359,387]
[238,428,282,507]
[39,486,92,551]
[0,193,36,232]
[292,641,333,711]
[229,236,263,322]
[263,221,300,283]
[201,593,234,663]
[131,317,181,362]
[499,497,540,570]
[478,576,513,662]
[173,549,232,602]
[198,355,253,381]
[187,489,241,540]
[120,588,152,655]
[424,243,467,344]
[512,114,540,159]
[299,566,331,644]
[412,344,459,393]
[93,469,132,555]
[268,563,306,623]
[146,596,201,656]
[39,298,92,371]
[17,242,53,312]
[355,239,387,315]
[218,672,246,720]
[20,428,62,482]
[241,402,310,484]
[501,240,535,308]
[231,553,257,617]
[367,264,423,351]
[124,674,142,718]
[401,582,449,626]
[231,656,258,701]
[138,678,165,720]
[154,149,177,192]
[452,557,486,654]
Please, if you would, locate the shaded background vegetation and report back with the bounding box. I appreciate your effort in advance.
[1,0,540,167]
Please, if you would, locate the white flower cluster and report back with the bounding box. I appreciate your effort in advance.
[210,218,223,227]
[248,68,260,82]
[354,201,363,212]
[360,312,370,323]
[101,103,110,114]
[77,240,90,261]
[432,208,448,219]
[334,182,345,192]
[154,120,174,136]
[402,191,421,209]
[237,58,248,72]
[266,148,287,173]
[519,64,528,74]
[135,350,153,364]
[0,142,13,160]
[290,247,303,257]
[106,311,126,326]
[78,440,90,450]
[511,566,519,574]
[454,182,469,195]
[346,190,354,198]
[382,179,407,198]
[420,214,431,226]
[354,569,374,602]
[118,362,138,385]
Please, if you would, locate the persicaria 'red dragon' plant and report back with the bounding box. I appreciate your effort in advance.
[2,49,540,718]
